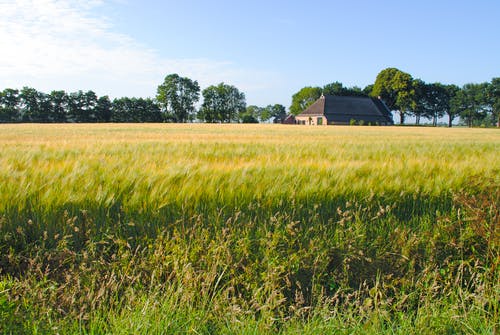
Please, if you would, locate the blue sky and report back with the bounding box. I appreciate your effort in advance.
[1,0,499,110]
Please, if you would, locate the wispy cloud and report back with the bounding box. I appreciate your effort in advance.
[0,0,282,103]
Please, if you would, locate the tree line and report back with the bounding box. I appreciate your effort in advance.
[0,87,162,123]
[290,68,499,127]
[2,69,498,126]
[0,74,287,124]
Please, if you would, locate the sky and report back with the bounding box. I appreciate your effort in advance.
[1,0,499,109]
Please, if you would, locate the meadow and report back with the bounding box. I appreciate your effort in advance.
[0,124,498,334]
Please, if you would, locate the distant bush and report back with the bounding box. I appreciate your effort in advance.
[241,114,259,123]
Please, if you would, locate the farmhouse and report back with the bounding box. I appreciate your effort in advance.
[295,95,394,125]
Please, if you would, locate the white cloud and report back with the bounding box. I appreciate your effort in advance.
[0,0,283,104]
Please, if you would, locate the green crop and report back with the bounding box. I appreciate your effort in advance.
[0,124,498,334]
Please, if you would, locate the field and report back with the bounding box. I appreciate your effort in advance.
[0,124,499,334]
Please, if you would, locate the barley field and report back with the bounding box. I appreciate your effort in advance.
[0,124,499,334]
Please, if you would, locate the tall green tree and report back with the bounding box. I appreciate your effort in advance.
[441,84,460,127]
[371,68,415,124]
[156,74,200,122]
[289,86,322,115]
[414,82,450,126]
[95,95,112,122]
[411,79,427,125]
[111,97,131,122]
[487,78,499,127]
[67,91,83,122]
[84,91,98,122]
[450,88,467,126]
[451,83,489,127]
[67,90,98,122]
[199,83,246,123]
[0,88,20,122]
[135,98,162,122]
[20,87,50,122]
[266,104,287,122]
[49,90,68,122]
[428,83,449,126]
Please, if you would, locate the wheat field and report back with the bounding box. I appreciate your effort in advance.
[0,124,498,334]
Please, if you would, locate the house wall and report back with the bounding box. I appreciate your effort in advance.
[295,115,327,125]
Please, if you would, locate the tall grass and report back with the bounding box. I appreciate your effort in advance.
[0,124,498,334]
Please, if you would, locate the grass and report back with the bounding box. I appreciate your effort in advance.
[0,123,498,334]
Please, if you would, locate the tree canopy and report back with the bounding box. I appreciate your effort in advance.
[486,78,499,126]
[240,104,287,123]
[322,82,367,97]
[156,74,200,122]
[289,86,322,115]
[371,68,415,124]
[198,83,246,123]
[450,83,490,127]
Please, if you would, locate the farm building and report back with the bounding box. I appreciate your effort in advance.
[281,114,296,124]
[295,95,394,125]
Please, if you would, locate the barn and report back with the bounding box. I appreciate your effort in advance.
[295,95,394,125]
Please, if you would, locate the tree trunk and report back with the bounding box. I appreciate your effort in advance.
[399,111,405,125]
[448,115,453,127]
[415,115,420,125]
